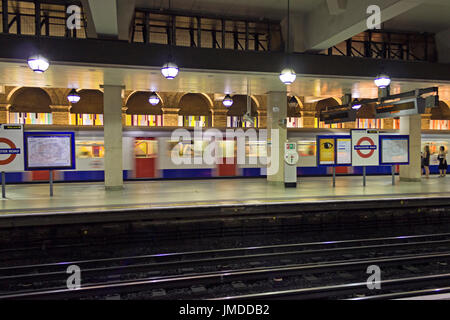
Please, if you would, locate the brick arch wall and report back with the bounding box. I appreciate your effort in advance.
[9,87,52,113]
[126,91,162,115]
[70,89,103,114]
[226,95,258,116]
[178,93,212,116]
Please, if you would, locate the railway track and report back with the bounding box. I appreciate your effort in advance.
[1,232,450,299]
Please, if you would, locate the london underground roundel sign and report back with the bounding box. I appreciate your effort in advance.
[0,138,20,165]
[0,125,24,171]
[351,129,379,166]
[355,137,376,158]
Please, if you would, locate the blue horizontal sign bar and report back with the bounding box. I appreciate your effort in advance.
[0,148,20,154]
[354,145,377,150]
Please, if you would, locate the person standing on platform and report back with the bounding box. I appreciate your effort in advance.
[422,145,431,178]
[437,146,448,177]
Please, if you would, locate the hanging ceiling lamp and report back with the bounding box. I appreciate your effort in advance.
[280,0,296,85]
[161,0,179,80]
[27,54,49,73]
[280,68,296,85]
[148,91,160,105]
[374,74,391,88]
[67,89,80,103]
[222,94,233,107]
[352,98,362,110]
[161,61,179,79]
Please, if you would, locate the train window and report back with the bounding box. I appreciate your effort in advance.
[246,141,267,158]
[167,140,209,159]
[298,141,316,157]
[135,140,158,158]
[76,141,104,158]
[422,140,449,165]
[217,140,235,158]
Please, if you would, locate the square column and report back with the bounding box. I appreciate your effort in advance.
[50,105,71,125]
[267,91,287,184]
[161,107,180,127]
[211,108,228,128]
[102,84,125,190]
[0,104,9,123]
[399,114,421,182]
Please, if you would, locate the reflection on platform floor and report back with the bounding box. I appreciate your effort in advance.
[1,175,450,216]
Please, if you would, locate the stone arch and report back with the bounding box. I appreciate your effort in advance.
[125,91,163,115]
[178,93,212,116]
[287,95,303,117]
[226,95,258,116]
[70,89,103,114]
[315,97,342,117]
[431,101,450,120]
[9,87,52,113]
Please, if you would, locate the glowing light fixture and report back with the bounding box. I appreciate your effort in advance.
[280,68,296,85]
[222,94,233,107]
[374,74,391,88]
[67,89,80,103]
[27,54,49,73]
[279,0,296,85]
[352,98,362,110]
[161,62,179,79]
[148,92,160,105]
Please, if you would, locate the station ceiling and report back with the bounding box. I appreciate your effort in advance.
[1,60,449,102]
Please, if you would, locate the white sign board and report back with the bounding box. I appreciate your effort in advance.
[351,129,379,166]
[336,138,351,165]
[381,137,409,164]
[0,124,24,172]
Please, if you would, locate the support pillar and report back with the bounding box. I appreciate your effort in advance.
[383,118,394,129]
[257,109,267,128]
[266,91,287,185]
[211,108,228,128]
[0,104,9,123]
[399,114,421,182]
[161,107,180,127]
[421,114,431,130]
[102,84,125,190]
[50,105,71,125]
[122,107,128,126]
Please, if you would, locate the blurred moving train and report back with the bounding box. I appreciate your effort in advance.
[5,128,450,183]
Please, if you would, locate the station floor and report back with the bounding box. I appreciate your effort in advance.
[1,175,450,217]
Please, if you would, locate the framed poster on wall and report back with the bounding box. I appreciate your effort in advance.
[380,135,409,165]
[24,132,76,170]
[317,135,352,166]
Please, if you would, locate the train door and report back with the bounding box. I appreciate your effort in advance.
[134,137,158,178]
[217,138,237,176]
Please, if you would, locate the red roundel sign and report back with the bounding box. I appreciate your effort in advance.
[355,137,376,158]
[0,138,18,165]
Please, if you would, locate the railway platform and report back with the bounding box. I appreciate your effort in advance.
[0,175,450,227]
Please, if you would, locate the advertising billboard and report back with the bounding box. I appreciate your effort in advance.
[318,138,335,165]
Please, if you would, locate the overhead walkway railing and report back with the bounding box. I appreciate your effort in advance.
[324,30,437,63]
[131,9,282,52]
[0,0,86,38]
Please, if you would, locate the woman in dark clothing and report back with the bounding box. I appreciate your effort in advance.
[437,146,448,177]
[422,145,430,178]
